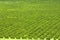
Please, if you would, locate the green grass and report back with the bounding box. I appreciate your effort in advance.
[0,0,60,39]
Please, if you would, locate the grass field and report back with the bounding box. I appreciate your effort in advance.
[0,0,60,39]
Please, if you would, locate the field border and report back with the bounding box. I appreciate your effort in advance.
[0,37,59,40]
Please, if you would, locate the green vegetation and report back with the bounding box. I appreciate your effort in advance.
[0,0,60,39]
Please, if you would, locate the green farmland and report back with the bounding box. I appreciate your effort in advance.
[0,0,60,39]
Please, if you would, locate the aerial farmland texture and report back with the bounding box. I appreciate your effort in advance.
[0,0,60,40]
